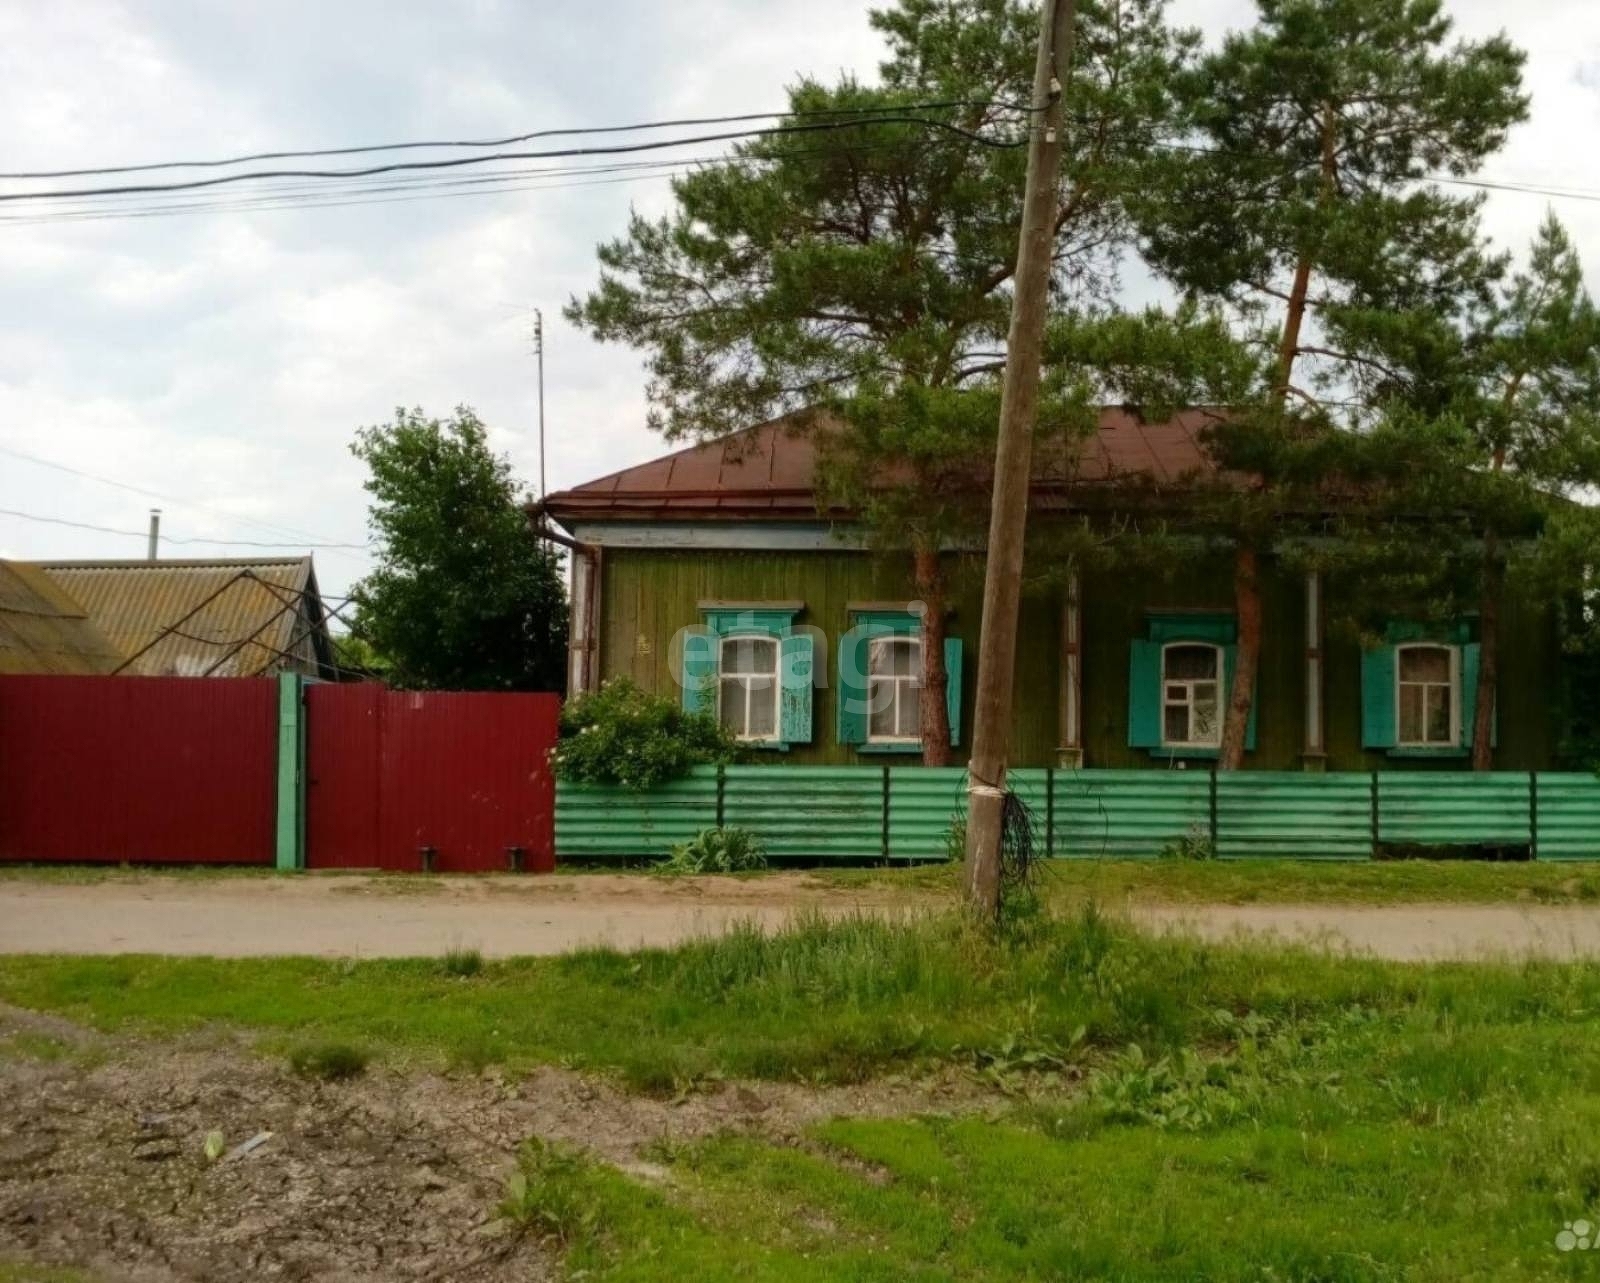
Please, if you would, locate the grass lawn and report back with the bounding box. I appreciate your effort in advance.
[4,906,1600,1278]
[821,856,1600,905]
[6,856,1600,906]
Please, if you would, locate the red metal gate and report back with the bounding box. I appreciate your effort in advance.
[304,685,557,872]
[0,674,278,864]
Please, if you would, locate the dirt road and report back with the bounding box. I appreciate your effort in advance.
[5,872,1600,960]
[0,873,921,959]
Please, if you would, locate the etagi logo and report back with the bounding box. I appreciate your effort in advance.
[666,606,927,726]
[1557,1218,1596,1253]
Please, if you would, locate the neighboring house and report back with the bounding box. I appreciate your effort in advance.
[20,556,334,679]
[542,409,1563,771]
[0,560,124,675]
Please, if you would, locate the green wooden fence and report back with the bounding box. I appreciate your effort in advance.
[555,767,1600,862]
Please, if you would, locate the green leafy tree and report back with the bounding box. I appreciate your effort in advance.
[1133,0,1528,768]
[350,407,568,692]
[1343,215,1600,767]
[568,0,1190,764]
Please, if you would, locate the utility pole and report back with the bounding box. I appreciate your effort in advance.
[963,0,1077,918]
[146,508,161,561]
[533,308,547,498]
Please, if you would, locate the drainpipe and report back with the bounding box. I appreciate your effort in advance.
[527,506,599,695]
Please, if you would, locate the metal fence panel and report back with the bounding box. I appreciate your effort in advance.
[1216,772,1371,860]
[1534,774,1600,860]
[723,765,884,859]
[0,674,277,865]
[1377,772,1531,847]
[306,686,558,872]
[1053,769,1211,859]
[887,766,964,860]
[555,767,718,859]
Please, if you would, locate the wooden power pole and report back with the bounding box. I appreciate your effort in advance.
[964,0,1077,918]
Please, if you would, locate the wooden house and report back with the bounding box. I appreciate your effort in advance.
[542,410,1561,771]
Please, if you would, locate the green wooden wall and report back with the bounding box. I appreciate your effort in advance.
[596,547,1561,770]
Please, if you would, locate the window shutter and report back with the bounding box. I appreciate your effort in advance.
[836,627,869,745]
[1220,644,1258,752]
[680,627,718,717]
[779,633,814,745]
[943,637,963,746]
[1127,640,1161,748]
[1458,642,1495,749]
[1360,646,1397,749]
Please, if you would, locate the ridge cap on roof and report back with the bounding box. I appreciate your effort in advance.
[28,555,312,571]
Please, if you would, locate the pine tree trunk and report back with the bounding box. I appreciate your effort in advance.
[914,544,952,767]
[1218,544,1260,771]
[1472,539,1502,771]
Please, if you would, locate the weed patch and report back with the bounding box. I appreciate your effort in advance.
[287,1041,369,1081]
[439,945,484,978]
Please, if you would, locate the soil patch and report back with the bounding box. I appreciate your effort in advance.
[0,1006,994,1281]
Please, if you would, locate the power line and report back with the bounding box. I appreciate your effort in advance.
[0,112,1027,204]
[0,137,930,228]
[0,440,350,546]
[0,99,1037,181]
[0,505,368,550]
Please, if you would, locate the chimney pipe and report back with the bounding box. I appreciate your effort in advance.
[146,509,161,561]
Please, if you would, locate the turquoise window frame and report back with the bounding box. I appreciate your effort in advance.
[839,609,962,754]
[701,606,804,752]
[1131,612,1253,760]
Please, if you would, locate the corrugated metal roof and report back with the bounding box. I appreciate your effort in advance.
[544,406,1237,522]
[27,557,323,678]
[0,561,124,675]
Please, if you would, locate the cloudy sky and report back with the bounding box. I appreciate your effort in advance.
[1,0,1595,604]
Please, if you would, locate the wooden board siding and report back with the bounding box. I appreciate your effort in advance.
[596,547,1561,770]
[1077,559,1303,769]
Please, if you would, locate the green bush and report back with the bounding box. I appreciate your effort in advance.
[287,1041,369,1081]
[553,677,738,789]
[664,826,767,874]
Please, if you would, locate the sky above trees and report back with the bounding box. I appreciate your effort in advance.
[0,0,1594,600]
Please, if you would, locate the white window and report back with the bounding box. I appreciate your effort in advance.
[718,634,779,741]
[1162,643,1222,748]
[1397,644,1457,747]
[867,635,921,742]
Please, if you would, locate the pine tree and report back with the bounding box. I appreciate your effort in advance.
[568,0,1189,764]
[1341,215,1600,767]
[1133,0,1528,769]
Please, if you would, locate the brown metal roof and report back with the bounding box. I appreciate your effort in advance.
[0,561,124,675]
[27,557,326,678]
[544,406,1231,523]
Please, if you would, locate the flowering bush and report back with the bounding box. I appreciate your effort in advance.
[552,677,738,789]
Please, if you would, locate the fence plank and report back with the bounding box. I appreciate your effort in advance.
[1376,772,1531,848]
[1215,772,1371,860]
[1533,773,1600,860]
[1053,769,1211,859]
[555,767,719,858]
[723,765,883,859]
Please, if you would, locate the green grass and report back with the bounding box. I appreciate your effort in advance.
[0,1261,95,1283]
[7,909,1600,1278]
[286,1040,369,1080]
[821,857,1600,905]
[2,906,1599,1094]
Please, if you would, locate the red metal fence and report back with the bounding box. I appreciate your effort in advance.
[0,674,278,864]
[305,685,558,872]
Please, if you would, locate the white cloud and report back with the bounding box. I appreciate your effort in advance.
[0,0,1597,600]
